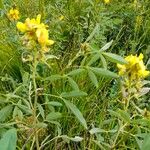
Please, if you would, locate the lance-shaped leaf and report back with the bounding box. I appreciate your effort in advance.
[63,99,87,129]
[102,52,127,64]
[90,67,118,78]
[61,91,87,98]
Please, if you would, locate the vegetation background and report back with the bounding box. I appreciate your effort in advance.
[0,0,150,149]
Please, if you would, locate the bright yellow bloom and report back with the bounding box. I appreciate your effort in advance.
[17,14,47,33]
[16,22,26,32]
[117,53,149,80]
[104,0,110,4]
[36,28,54,48]
[7,8,19,21]
[17,14,54,51]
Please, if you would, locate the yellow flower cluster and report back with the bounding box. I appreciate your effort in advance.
[7,8,19,21]
[117,53,149,80]
[16,14,54,52]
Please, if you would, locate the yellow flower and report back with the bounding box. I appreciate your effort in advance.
[36,28,54,47]
[117,53,149,80]
[17,14,54,51]
[7,8,20,21]
[16,22,27,32]
[117,64,126,76]
[17,14,46,33]
[104,0,110,4]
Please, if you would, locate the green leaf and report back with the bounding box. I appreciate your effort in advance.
[68,77,79,91]
[46,112,62,121]
[117,109,130,123]
[141,134,150,150]
[61,91,87,98]
[67,69,85,76]
[0,128,17,150]
[100,40,113,51]
[89,128,106,134]
[35,122,47,128]
[99,54,107,69]
[85,24,99,42]
[87,54,100,66]
[0,105,13,122]
[135,137,142,150]
[102,52,127,64]
[88,70,98,88]
[90,67,118,78]
[13,106,23,120]
[45,101,62,107]
[63,99,87,129]
[46,120,61,126]
[44,74,63,81]
[22,71,30,84]
[37,103,45,119]
[108,110,130,123]
[17,104,32,115]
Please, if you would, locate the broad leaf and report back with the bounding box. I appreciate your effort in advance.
[46,112,62,121]
[17,104,32,114]
[0,105,13,122]
[0,128,17,150]
[141,134,150,150]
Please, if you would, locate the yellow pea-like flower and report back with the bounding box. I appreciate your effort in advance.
[17,22,27,32]
[117,53,149,80]
[17,14,54,51]
[7,8,20,21]
[36,28,54,48]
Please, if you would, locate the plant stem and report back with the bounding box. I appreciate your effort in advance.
[66,51,81,69]
[32,53,40,150]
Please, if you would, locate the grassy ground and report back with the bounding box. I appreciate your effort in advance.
[0,0,150,150]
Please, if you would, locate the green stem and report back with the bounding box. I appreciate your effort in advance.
[111,121,128,149]
[66,51,81,69]
[32,54,40,150]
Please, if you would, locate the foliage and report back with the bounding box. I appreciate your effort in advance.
[0,0,150,149]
